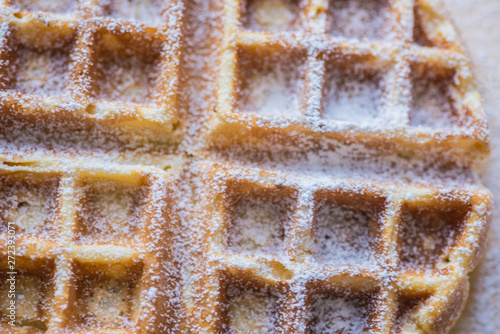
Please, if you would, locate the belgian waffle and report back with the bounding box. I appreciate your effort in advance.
[0,0,492,333]
[0,0,184,163]
[189,162,490,333]
[0,161,183,332]
[208,0,489,164]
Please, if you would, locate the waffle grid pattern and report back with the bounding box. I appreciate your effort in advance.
[0,0,493,333]
[0,0,183,142]
[0,163,180,333]
[210,0,488,161]
[192,162,491,333]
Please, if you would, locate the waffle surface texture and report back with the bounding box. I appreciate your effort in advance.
[0,0,492,333]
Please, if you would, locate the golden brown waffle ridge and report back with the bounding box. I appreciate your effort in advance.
[0,0,493,333]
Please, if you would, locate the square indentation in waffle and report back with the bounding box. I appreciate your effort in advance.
[76,178,145,244]
[10,43,72,97]
[0,173,59,238]
[313,192,383,265]
[321,57,383,123]
[236,48,306,117]
[311,288,375,333]
[241,0,301,32]
[10,0,76,14]
[92,30,162,106]
[226,183,295,256]
[101,0,165,25]
[409,66,459,129]
[221,276,281,333]
[394,292,430,333]
[0,264,55,331]
[73,264,142,329]
[327,0,391,40]
[398,203,468,270]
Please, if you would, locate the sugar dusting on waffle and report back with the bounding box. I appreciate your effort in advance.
[0,0,493,333]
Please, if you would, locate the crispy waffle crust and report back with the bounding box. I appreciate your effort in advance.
[0,0,492,333]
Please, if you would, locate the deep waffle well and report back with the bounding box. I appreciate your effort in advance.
[0,0,492,333]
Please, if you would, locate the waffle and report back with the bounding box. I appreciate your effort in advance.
[189,162,491,333]
[0,0,492,333]
[0,0,184,163]
[208,0,489,164]
[0,161,183,333]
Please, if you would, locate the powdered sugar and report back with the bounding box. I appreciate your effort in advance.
[328,0,390,40]
[312,292,369,333]
[96,54,158,106]
[399,205,466,270]
[12,47,70,97]
[226,286,278,333]
[242,0,299,32]
[0,274,49,329]
[0,173,59,238]
[228,194,290,256]
[0,0,493,332]
[410,70,458,129]
[76,271,136,329]
[322,66,382,122]
[238,54,304,117]
[313,199,377,265]
[10,0,75,13]
[106,0,165,25]
[76,178,145,244]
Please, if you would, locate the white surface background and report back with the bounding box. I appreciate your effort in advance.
[442,0,500,332]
